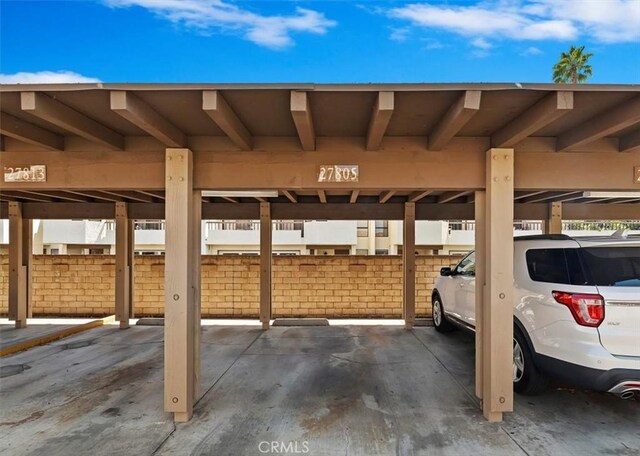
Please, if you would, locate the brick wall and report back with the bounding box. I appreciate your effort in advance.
[0,254,462,318]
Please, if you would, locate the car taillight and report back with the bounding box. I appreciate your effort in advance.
[552,291,605,327]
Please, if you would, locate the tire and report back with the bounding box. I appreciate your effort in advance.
[432,293,455,333]
[513,326,548,395]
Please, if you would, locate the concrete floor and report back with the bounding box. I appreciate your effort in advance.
[0,323,638,456]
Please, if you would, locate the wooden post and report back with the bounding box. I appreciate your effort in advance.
[482,148,515,422]
[115,202,130,329]
[8,202,29,328]
[403,202,416,329]
[543,202,562,234]
[164,148,199,422]
[474,191,486,400]
[128,219,135,318]
[192,189,202,401]
[260,202,272,330]
[23,218,33,319]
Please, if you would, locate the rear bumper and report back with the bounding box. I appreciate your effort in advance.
[534,353,640,392]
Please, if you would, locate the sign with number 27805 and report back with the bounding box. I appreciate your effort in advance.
[318,165,359,183]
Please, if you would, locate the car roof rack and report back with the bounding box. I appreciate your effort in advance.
[514,234,574,241]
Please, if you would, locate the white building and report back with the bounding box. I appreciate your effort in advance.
[1,219,638,255]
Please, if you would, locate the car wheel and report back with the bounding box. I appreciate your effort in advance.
[432,293,455,333]
[513,327,548,395]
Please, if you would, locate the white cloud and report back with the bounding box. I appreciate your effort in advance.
[471,37,492,49]
[390,27,410,42]
[0,71,101,84]
[388,1,640,46]
[521,46,543,56]
[103,0,336,49]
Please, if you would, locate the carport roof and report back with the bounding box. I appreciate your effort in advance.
[1,83,639,216]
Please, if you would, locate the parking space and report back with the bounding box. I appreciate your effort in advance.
[1,323,637,456]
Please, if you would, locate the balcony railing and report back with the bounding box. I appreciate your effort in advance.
[206,221,304,232]
[448,220,640,232]
[134,221,165,230]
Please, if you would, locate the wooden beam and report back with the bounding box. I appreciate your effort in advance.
[492,91,573,147]
[8,202,29,328]
[620,129,640,153]
[21,92,124,150]
[260,202,272,330]
[115,202,131,329]
[557,95,640,151]
[474,190,486,401]
[482,148,514,422]
[543,201,562,234]
[202,90,252,150]
[282,190,298,203]
[291,91,315,151]
[138,190,165,200]
[437,191,471,204]
[350,190,359,204]
[366,91,394,150]
[429,90,481,150]
[0,112,64,150]
[403,202,416,329]
[407,190,432,203]
[164,148,198,423]
[2,201,638,223]
[220,196,238,203]
[379,190,396,204]
[111,91,185,147]
[318,190,327,203]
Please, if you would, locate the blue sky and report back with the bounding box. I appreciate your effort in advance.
[1,0,639,84]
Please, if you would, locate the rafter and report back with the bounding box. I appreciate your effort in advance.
[557,95,640,151]
[366,91,394,150]
[492,91,573,147]
[111,91,185,147]
[350,190,359,204]
[282,190,298,203]
[437,191,472,204]
[0,191,55,202]
[620,128,640,153]
[379,190,396,203]
[101,191,156,203]
[291,91,315,151]
[15,191,89,202]
[317,190,327,203]
[202,90,252,150]
[66,190,124,202]
[521,191,581,204]
[428,90,481,150]
[514,191,546,200]
[407,190,432,203]
[21,92,124,150]
[0,112,64,150]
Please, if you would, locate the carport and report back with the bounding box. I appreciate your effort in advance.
[1,83,639,423]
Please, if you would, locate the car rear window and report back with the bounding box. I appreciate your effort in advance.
[526,248,588,285]
[581,247,640,287]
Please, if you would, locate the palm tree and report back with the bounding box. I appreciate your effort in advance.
[552,45,593,84]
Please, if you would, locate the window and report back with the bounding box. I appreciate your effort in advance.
[335,249,350,255]
[454,252,476,276]
[526,248,587,285]
[375,249,388,255]
[581,247,640,287]
[356,249,368,255]
[375,221,388,237]
[357,221,368,237]
[50,248,60,255]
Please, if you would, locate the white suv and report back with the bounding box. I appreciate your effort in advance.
[432,234,640,398]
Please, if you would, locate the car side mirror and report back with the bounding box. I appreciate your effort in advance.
[440,267,453,276]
